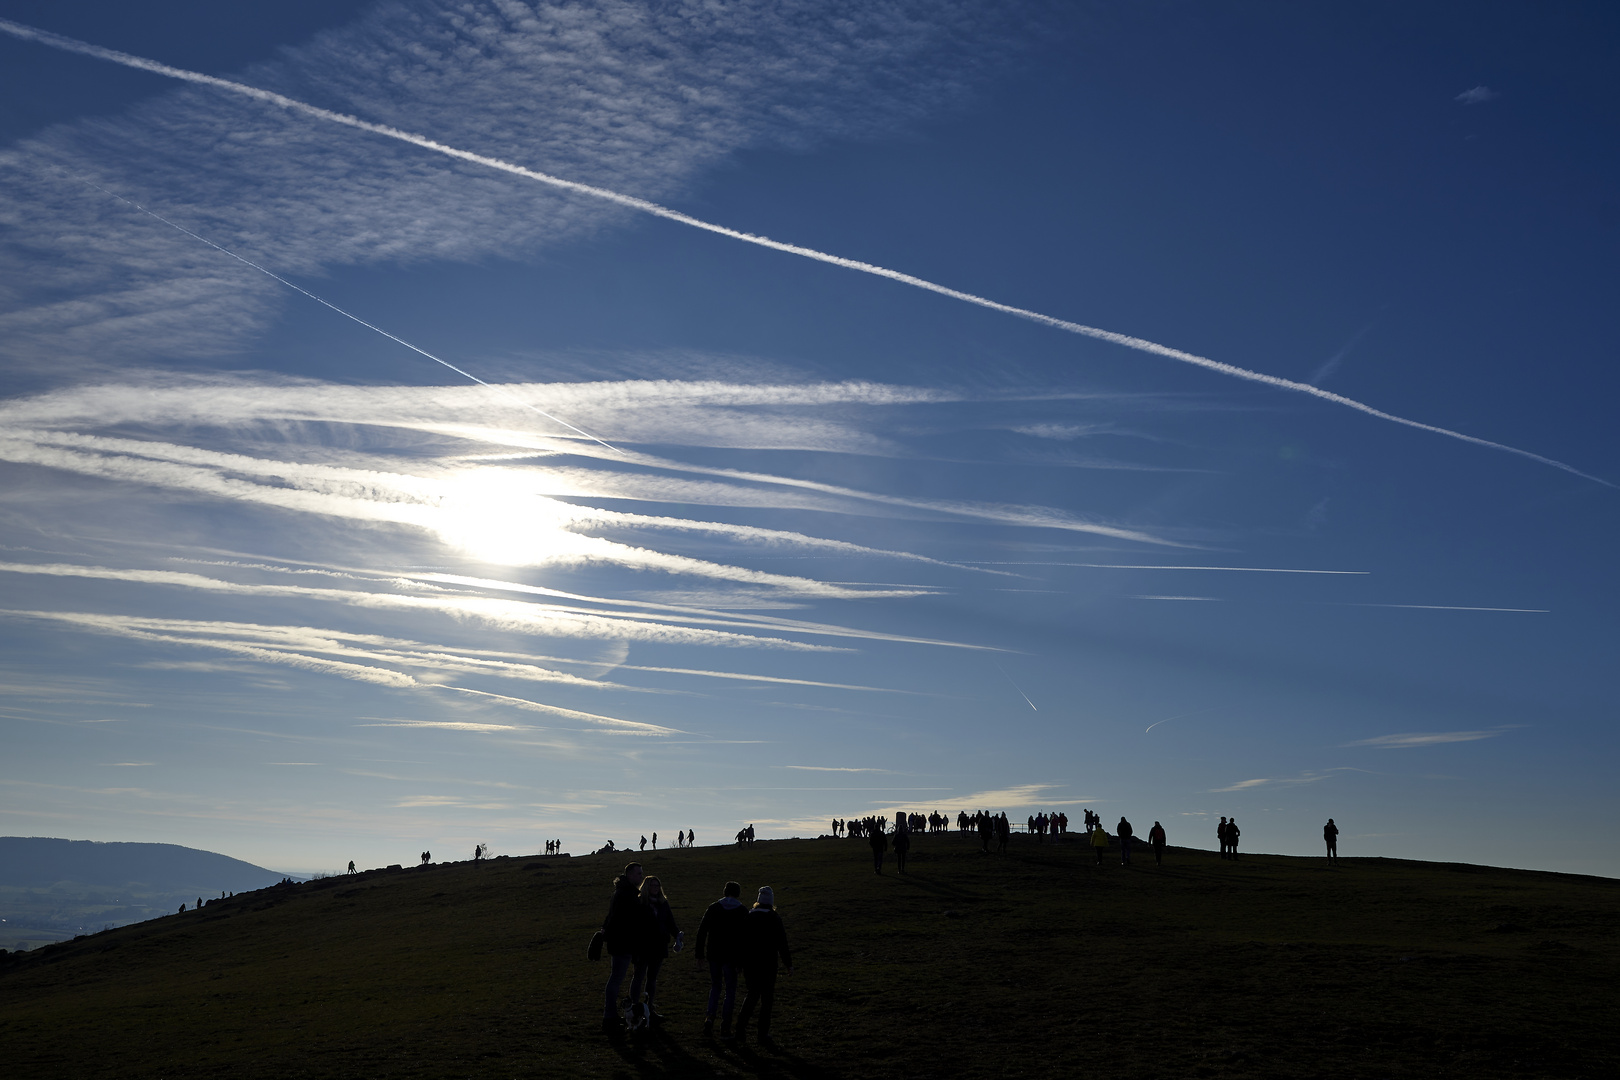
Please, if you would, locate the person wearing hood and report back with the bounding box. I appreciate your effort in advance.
[733,886,793,1045]
[600,862,649,1031]
[694,880,748,1037]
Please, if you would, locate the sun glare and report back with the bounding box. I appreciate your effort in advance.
[434,468,597,566]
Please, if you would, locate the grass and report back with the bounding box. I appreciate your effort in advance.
[1,833,1616,1079]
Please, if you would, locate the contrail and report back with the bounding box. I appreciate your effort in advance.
[993,660,1037,711]
[1144,706,1219,734]
[75,179,621,454]
[1,18,1608,487]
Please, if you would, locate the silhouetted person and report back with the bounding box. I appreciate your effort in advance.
[893,824,911,873]
[178,903,185,914]
[869,824,888,873]
[639,835,647,852]
[1324,818,1339,861]
[347,860,356,874]
[652,832,658,851]
[734,887,792,1045]
[1217,817,1229,859]
[1228,818,1241,861]
[197,897,202,910]
[600,862,648,1032]
[1148,821,1166,865]
[695,880,747,1037]
[1117,816,1135,865]
[1090,823,1108,864]
[635,875,680,1024]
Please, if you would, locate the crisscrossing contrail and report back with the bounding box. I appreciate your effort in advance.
[73,180,621,453]
[0,17,1608,487]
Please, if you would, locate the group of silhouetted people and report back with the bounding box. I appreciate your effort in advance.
[1026,811,1070,837]
[599,863,792,1045]
[1217,817,1242,859]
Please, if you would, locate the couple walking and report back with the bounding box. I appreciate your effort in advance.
[694,881,794,1044]
[599,862,682,1032]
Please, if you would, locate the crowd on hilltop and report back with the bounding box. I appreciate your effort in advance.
[823,809,1346,869]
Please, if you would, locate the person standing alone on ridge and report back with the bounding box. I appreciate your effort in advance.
[1324,818,1339,861]
[1148,820,1166,865]
[734,886,793,1046]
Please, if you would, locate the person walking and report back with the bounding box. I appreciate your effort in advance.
[1148,820,1166,865]
[1324,818,1339,861]
[636,875,681,1024]
[1090,821,1109,865]
[695,880,748,1037]
[1117,816,1135,866]
[1228,818,1242,861]
[734,886,793,1046]
[600,862,648,1033]
[869,821,889,874]
[893,821,911,874]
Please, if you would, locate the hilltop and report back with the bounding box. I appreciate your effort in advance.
[0,837,290,950]
[1,833,1615,1079]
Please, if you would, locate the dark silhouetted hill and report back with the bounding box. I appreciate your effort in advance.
[1,837,1616,1078]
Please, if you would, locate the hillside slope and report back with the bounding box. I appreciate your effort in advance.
[1,834,1615,1079]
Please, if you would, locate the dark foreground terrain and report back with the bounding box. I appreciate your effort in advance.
[1,834,1616,1079]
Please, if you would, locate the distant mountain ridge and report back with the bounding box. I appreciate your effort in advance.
[0,837,287,891]
[0,837,291,948]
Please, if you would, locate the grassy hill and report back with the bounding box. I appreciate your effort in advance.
[0,837,291,950]
[1,833,1615,1079]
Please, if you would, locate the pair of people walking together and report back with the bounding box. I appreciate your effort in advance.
[599,863,680,1032]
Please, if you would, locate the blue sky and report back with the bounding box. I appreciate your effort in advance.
[1,1,1616,876]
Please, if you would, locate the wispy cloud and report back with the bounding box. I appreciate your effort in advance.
[1455,86,1500,105]
[976,563,1366,574]
[0,3,1009,374]
[779,765,890,773]
[1341,603,1548,613]
[1344,729,1512,749]
[1208,772,1330,793]
[430,685,679,736]
[0,15,1601,483]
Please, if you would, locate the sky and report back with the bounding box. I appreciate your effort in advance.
[1,1,1616,878]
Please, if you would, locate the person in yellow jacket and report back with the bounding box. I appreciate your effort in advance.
[1090,823,1109,865]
